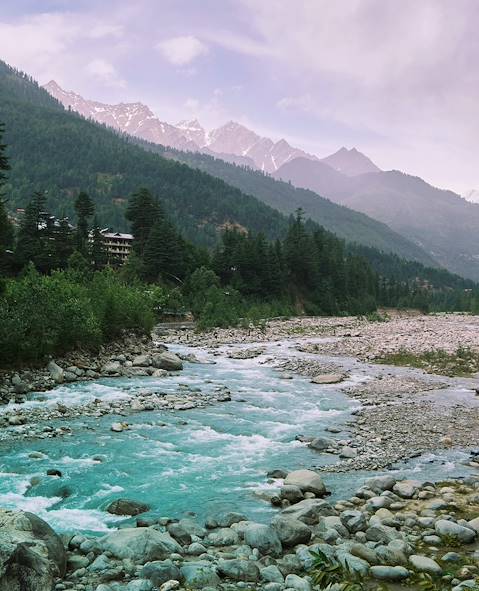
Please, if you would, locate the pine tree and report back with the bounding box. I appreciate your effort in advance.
[74,191,94,252]
[53,218,74,269]
[0,123,10,187]
[126,188,162,256]
[90,218,108,270]
[15,191,47,269]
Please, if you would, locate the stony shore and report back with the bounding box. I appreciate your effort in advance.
[5,472,479,591]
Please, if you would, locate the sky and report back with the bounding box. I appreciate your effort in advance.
[0,0,478,193]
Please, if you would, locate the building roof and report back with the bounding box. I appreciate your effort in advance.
[100,230,134,240]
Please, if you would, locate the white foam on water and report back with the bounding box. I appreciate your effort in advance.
[94,484,125,498]
[0,490,62,513]
[45,508,124,532]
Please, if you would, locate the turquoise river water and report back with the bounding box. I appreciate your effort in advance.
[0,339,472,534]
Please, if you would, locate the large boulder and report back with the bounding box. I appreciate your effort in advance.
[435,520,476,544]
[206,527,239,547]
[47,361,64,383]
[281,498,336,525]
[151,352,183,371]
[392,480,422,499]
[0,509,66,591]
[100,528,182,562]
[272,517,312,547]
[141,559,181,586]
[106,499,150,516]
[284,470,328,496]
[243,523,282,557]
[366,475,396,493]
[217,558,260,582]
[179,561,220,589]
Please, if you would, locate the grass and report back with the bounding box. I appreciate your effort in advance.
[376,346,479,377]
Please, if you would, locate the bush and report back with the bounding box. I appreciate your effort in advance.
[0,264,155,367]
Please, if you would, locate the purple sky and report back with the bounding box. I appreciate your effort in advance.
[1,0,478,193]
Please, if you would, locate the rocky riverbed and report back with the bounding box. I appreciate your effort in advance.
[3,313,479,590]
[5,472,479,591]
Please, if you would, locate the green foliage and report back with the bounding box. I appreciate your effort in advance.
[0,264,155,367]
[310,550,365,590]
[74,191,94,252]
[377,346,479,377]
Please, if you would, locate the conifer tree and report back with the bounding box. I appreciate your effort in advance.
[74,191,94,252]
[90,217,108,270]
[126,188,161,256]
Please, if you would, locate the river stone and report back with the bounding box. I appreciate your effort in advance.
[340,510,367,533]
[467,517,479,533]
[282,498,336,524]
[392,479,421,499]
[178,518,206,538]
[101,361,122,374]
[350,543,379,565]
[126,580,153,591]
[186,542,207,555]
[272,517,312,547]
[217,558,260,582]
[267,469,288,479]
[159,582,180,591]
[151,352,183,371]
[370,565,410,580]
[0,509,66,591]
[311,374,344,384]
[179,561,220,589]
[106,499,150,516]
[214,512,247,527]
[47,361,64,383]
[308,437,335,451]
[284,470,328,496]
[280,485,304,504]
[409,554,443,575]
[100,528,182,562]
[285,573,312,591]
[141,559,181,586]
[366,475,396,492]
[167,523,191,545]
[435,520,476,544]
[206,528,240,547]
[339,446,357,458]
[260,565,284,583]
[244,523,282,557]
[366,524,402,543]
[336,549,370,576]
[132,354,151,367]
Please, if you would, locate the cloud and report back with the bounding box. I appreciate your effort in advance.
[85,58,126,88]
[156,35,208,66]
[277,94,314,113]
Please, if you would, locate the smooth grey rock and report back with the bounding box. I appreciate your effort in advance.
[179,561,220,589]
[340,510,367,533]
[178,518,206,538]
[47,361,64,383]
[435,520,476,544]
[308,437,335,451]
[285,573,311,591]
[244,523,282,557]
[280,485,304,504]
[213,512,247,528]
[365,524,401,544]
[366,475,396,492]
[284,470,328,496]
[336,549,370,576]
[106,499,150,516]
[409,554,442,575]
[217,558,260,581]
[311,374,344,384]
[126,580,153,591]
[260,564,284,583]
[0,509,66,591]
[206,528,239,547]
[272,517,312,547]
[100,528,182,562]
[370,565,410,580]
[167,523,191,545]
[281,499,336,525]
[392,480,421,499]
[151,352,183,371]
[141,560,180,587]
[132,354,151,367]
[101,361,122,375]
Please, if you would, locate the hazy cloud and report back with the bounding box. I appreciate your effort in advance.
[156,35,208,66]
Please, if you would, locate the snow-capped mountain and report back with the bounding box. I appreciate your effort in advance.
[463,189,479,204]
[43,81,318,172]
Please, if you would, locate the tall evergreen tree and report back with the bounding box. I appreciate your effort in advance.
[74,191,94,252]
[15,191,47,270]
[90,217,108,270]
[0,124,13,274]
[126,188,161,256]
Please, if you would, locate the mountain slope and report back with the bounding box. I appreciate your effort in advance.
[275,157,479,280]
[0,63,292,245]
[148,145,438,266]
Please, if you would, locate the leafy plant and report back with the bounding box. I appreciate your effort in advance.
[310,550,365,590]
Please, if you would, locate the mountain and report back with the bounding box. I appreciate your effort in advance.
[463,189,479,204]
[275,157,479,280]
[320,146,381,176]
[44,81,317,172]
[148,144,438,267]
[1,62,435,267]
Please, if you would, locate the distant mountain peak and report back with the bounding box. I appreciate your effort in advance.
[321,146,380,176]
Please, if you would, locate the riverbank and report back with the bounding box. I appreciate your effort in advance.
[6,472,479,591]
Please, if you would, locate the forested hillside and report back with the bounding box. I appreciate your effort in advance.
[0,61,290,246]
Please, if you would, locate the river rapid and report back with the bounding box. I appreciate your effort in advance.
[0,338,472,534]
